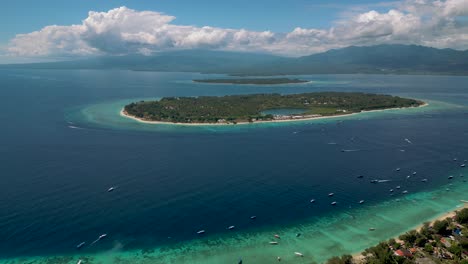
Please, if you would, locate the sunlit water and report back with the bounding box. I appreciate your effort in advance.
[0,70,467,263]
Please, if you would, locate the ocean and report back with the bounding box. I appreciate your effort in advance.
[0,70,467,263]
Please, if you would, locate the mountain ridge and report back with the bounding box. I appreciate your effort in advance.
[2,45,468,76]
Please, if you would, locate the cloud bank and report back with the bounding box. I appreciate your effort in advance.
[7,0,468,58]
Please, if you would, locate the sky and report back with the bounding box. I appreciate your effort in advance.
[1,0,467,63]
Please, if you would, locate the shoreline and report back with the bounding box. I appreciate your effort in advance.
[120,102,428,126]
[352,201,468,262]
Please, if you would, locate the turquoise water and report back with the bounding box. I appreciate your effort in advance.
[0,70,468,263]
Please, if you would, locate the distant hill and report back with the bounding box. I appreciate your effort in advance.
[2,45,468,75]
[276,45,468,75]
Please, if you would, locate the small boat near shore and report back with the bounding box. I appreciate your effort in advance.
[270,241,278,245]
[359,200,365,204]
[76,242,86,249]
[250,216,257,220]
[328,193,334,197]
[295,252,304,257]
[369,227,376,231]
[227,226,235,230]
[331,201,337,205]
[197,230,205,235]
[274,234,281,239]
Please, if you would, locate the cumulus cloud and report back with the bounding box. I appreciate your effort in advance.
[6,1,468,58]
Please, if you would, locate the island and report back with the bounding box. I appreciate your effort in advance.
[193,78,309,85]
[122,92,425,125]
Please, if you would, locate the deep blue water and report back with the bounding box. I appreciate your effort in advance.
[0,70,467,258]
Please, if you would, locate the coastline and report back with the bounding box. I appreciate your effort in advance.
[120,102,429,126]
[353,201,468,263]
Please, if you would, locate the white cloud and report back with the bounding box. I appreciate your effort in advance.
[6,1,468,58]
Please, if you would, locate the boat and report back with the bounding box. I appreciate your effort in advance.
[250,216,257,220]
[310,199,315,203]
[359,200,365,204]
[407,175,411,179]
[197,230,205,235]
[454,158,458,161]
[227,226,235,230]
[370,179,378,183]
[402,190,408,194]
[396,186,401,189]
[274,234,281,239]
[76,242,86,249]
[270,241,279,245]
[107,187,116,192]
[369,228,376,231]
[98,234,107,240]
[448,175,454,179]
[412,172,417,175]
[294,252,304,257]
[462,164,466,168]
[277,257,281,261]
[77,260,82,264]
[396,168,401,171]
[421,179,428,182]
[331,201,337,205]
[328,193,334,197]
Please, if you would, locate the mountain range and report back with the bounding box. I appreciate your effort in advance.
[2,45,468,75]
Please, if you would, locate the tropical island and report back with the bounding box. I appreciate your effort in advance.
[326,206,468,264]
[122,92,424,125]
[193,78,309,85]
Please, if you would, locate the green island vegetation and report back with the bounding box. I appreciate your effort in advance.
[193,78,309,85]
[326,208,468,264]
[123,92,424,124]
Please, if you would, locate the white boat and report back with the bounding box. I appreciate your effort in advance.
[331,201,337,205]
[412,172,417,175]
[76,242,86,249]
[448,175,454,179]
[359,200,365,204]
[396,186,401,189]
[77,260,82,264]
[227,226,235,230]
[98,234,107,240]
[421,179,428,182]
[402,190,408,194]
[250,216,257,220]
[396,168,401,171]
[462,164,466,168]
[269,241,278,245]
[328,193,334,196]
[389,189,394,192]
[310,199,315,203]
[107,187,115,192]
[294,252,304,257]
[274,234,281,239]
[197,230,205,234]
[369,227,376,231]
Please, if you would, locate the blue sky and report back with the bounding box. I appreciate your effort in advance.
[0,0,392,43]
[1,0,467,62]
